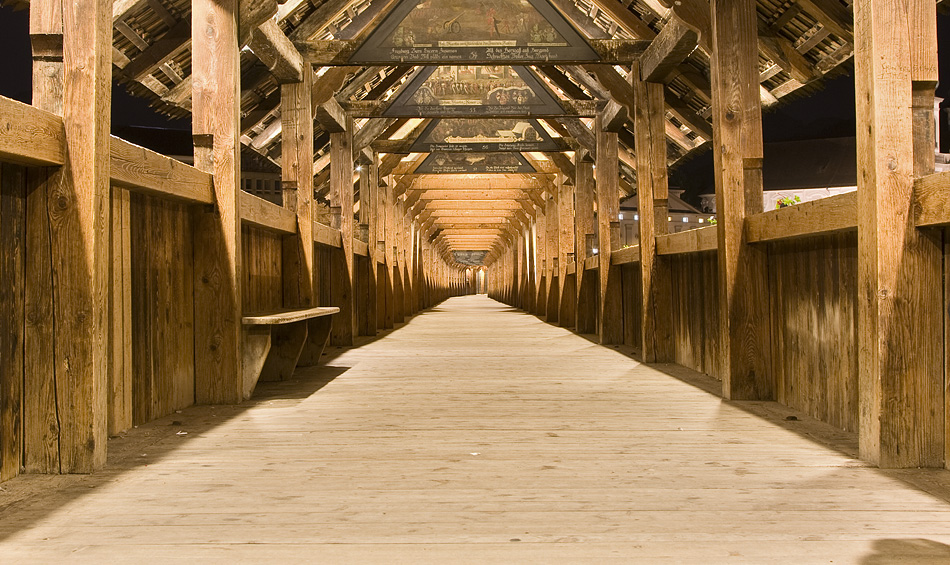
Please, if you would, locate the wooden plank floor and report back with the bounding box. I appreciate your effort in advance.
[3,295,950,563]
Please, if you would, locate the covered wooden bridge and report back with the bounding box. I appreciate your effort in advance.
[1,0,950,560]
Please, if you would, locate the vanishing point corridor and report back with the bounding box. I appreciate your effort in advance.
[2,296,950,562]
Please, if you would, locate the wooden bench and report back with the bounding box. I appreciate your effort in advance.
[241,307,340,399]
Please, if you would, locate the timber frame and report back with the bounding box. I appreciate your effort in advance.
[0,0,948,487]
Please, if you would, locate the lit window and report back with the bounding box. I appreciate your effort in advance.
[634,214,639,221]
[618,213,624,220]
[682,217,688,223]
[698,218,704,224]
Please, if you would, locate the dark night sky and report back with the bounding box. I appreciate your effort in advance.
[1,5,948,203]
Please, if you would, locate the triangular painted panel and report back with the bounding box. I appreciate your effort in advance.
[415,151,536,173]
[410,118,559,152]
[384,66,564,117]
[349,0,598,63]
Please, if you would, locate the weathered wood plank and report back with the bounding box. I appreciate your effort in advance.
[710,0,772,401]
[192,0,244,405]
[913,172,950,227]
[281,77,315,312]
[854,0,943,468]
[240,191,297,234]
[595,116,623,344]
[110,136,213,204]
[0,164,25,481]
[610,244,640,265]
[639,16,701,84]
[341,99,604,118]
[248,19,304,84]
[746,192,857,242]
[0,96,65,167]
[656,225,718,255]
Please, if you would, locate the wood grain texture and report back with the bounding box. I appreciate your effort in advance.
[595,118,623,345]
[574,156,596,334]
[656,226,718,255]
[242,225,284,313]
[192,0,243,405]
[240,191,297,234]
[914,172,950,227]
[854,0,943,468]
[0,96,65,167]
[130,194,196,426]
[768,233,858,433]
[110,136,213,204]
[670,251,722,380]
[746,192,857,242]
[109,187,133,437]
[0,164,25,481]
[633,64,673,363]
[329,122,355,345]
[710,0,772,401]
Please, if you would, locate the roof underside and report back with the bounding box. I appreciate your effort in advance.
[98,0,860,264]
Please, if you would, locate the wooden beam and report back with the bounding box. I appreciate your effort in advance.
[574,153,596,334]
[914,172,950,227]
[110,136,213,204]
[329,118,356,345]
[854,0,942,468]
[797,0,854,44]
[746,191,857,242]
[354,118,397,153]
[610,244,640,265]
[295,39,650,65]
[633,61,673,362]
[341,99,605,118]
[639,15,701,83]
[248,19,304,84]
[656,225,718,255]
[313,220,343,247]
[192,0,243,404]
[315,97,347,133]
[240,191,297,234]
[710,0,771,401]
[0,96,65,166]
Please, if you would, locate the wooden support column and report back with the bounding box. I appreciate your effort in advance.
[25,0,64,474]
[381,177,394,328]
[855,0,943,467]
[595,115,623,344]
[633,60,673,362]
[358,153,378,336]
[21,0,112,473]
[329,119,355,345]
[192,0,243,405]
[575,153,596,334]
[545,190,559,322]
[402,206,413,317]
[281,73,314,310]
[710,0,772,400]
[535,204,547,316]
[558,174,576,327]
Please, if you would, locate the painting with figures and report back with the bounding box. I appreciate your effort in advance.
[415,152,536,173]
[384,66,564,117]
[411,118,559,152]
[348,0,598,63]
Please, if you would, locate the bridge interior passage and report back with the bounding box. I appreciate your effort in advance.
[1,0,950,558]
[2,296,950,561]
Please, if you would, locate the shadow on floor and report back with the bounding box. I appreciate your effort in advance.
[860,539,950,564]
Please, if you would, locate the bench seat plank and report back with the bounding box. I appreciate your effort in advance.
[243,306,340,325]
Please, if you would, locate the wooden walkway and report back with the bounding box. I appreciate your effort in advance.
[2,295,950,563]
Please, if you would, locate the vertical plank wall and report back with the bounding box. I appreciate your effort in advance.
[130,194,196,425]
[621,264,643,353]
[768,233,859,433]
[669,252,722,380]
[0,163,26,481]
[242,225,283,313]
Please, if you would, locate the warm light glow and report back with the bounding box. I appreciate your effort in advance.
[634,214,639,221]
[682,217,688,223]
[618,213,624,220]
[698,218,704,224]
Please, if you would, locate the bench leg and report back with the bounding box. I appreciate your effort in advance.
[298,316,333,366]
[259,320,309,383]
[242,326,272,400]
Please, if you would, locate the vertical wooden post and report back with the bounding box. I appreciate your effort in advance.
[25,0,64,474]
[281,73,314,310]
[192,0,243,405]
[855,0,943,467]
[109,188,133,437]
[595,116,623,344]
[535,204,547,316]
[545,189,559,322]
[364,152,379,334]
[633,61,674,362]
[710,0,772,400]
[381,177,394,328]
[575,153,596,334]
[329,120,355,345]
[1,164,26,480]
[25,0,112,472]
[558,174,575,327]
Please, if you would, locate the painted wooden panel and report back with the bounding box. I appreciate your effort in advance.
[130,194,196,425]
[669,251,721,380]
[768,233,858,433]
[242,225,283,313]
